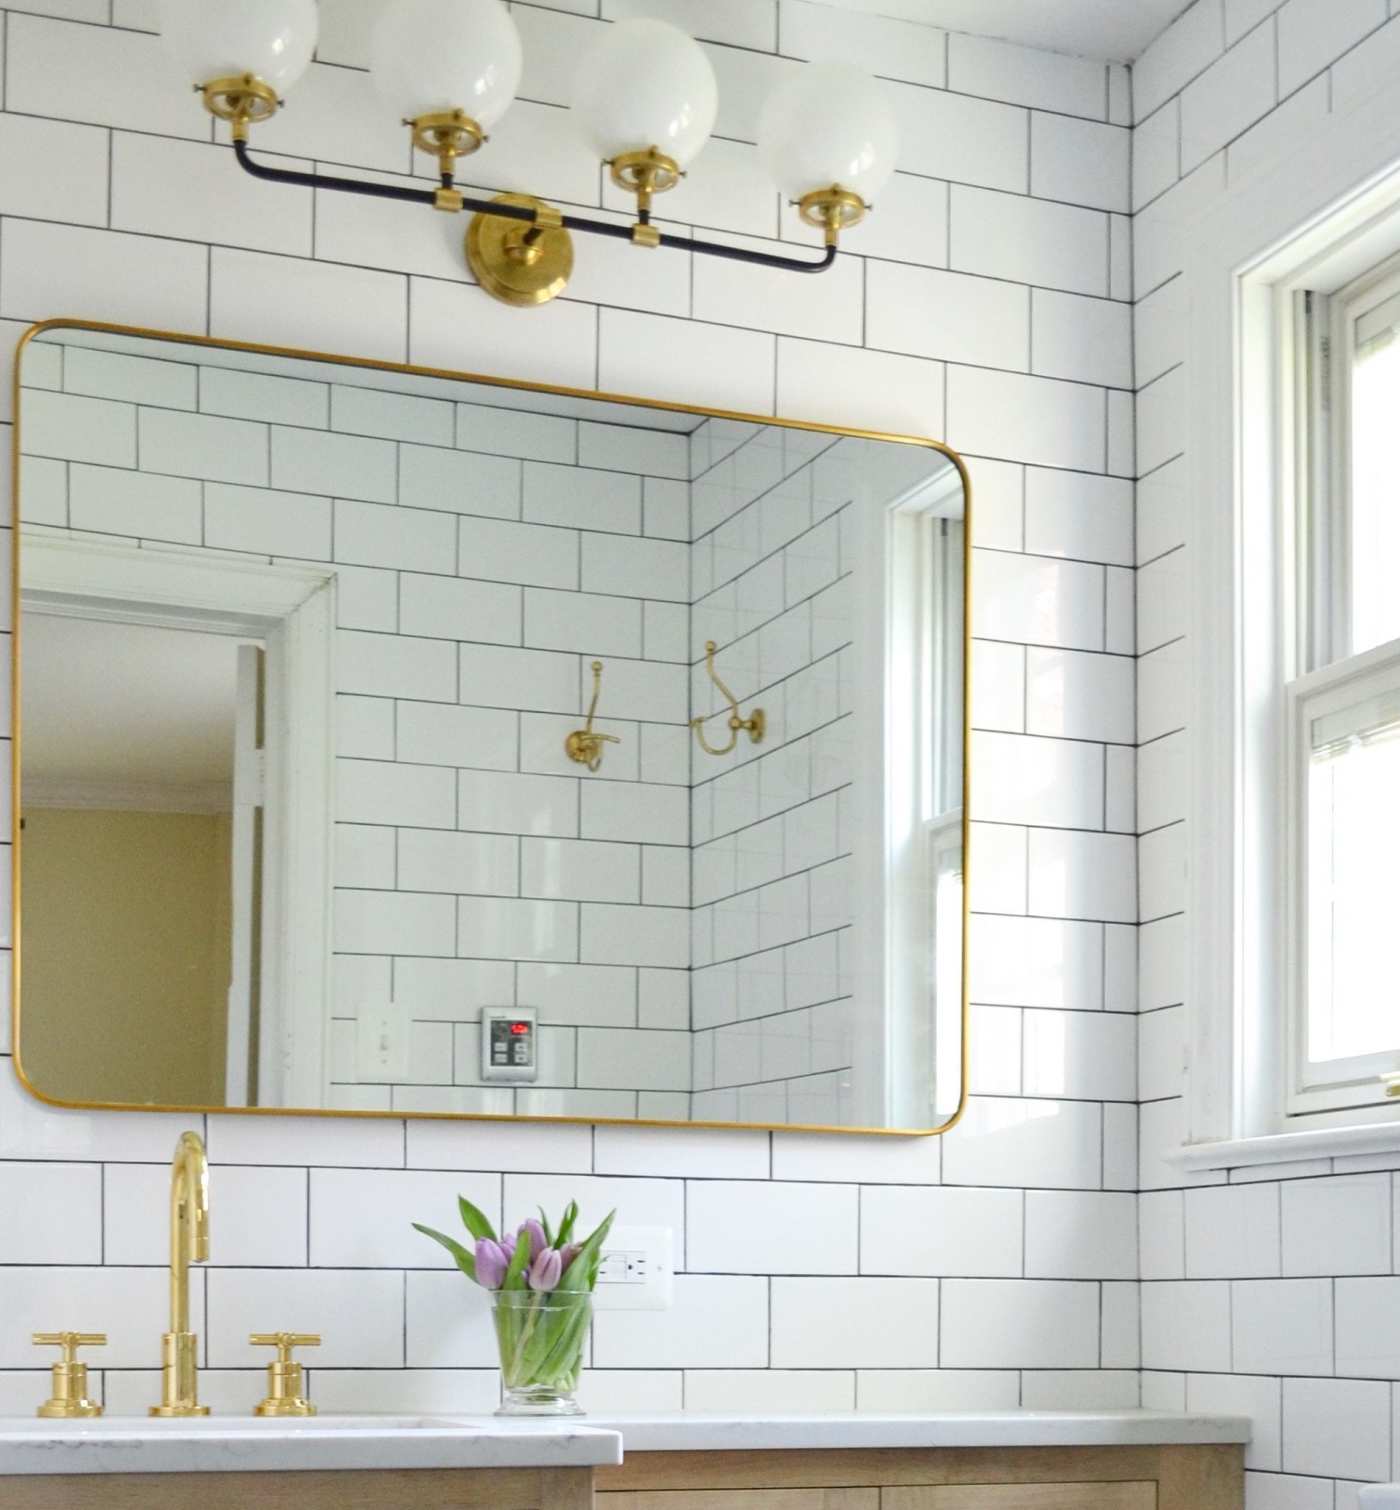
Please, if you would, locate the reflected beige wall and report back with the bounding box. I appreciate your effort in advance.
[20,808,232,1105]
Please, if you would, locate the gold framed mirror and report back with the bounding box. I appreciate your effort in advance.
[10,319,970,1137]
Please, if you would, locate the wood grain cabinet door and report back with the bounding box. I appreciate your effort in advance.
[883,1486,1156,1509]
[600,1491,878,1510]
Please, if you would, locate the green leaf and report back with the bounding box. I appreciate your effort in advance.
[456,1196,497,1244]
[556,1200,579,1247]
[413,1222,477,1282]
[502,1224,532,1291]
[539,1205,555,1248]
[557,1208,616,1293]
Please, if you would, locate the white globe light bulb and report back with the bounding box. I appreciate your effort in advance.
[370,0,522,129]
[573,19,717,169]
[758,63,900,206]
[158,0,318,93]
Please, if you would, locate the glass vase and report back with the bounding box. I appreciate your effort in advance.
[492,1289,591,1416]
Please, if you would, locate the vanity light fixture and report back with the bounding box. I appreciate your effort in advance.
[157,0,900,307]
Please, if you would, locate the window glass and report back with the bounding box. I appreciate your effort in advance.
[1350,304,1400,655]
[1305,688,1400,1066]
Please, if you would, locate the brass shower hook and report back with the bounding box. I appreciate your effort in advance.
[691,640,765,757]
[564,660,620,773]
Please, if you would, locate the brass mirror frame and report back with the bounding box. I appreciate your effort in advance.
[8,317,972,1138]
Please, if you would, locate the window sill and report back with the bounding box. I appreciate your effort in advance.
[1172,1115,1400,1172]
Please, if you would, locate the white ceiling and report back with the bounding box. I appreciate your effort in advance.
[821,0,1194,62]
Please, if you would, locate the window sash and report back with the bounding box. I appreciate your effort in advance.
[1319,255,1400,668]
[1284,637,1400,1117]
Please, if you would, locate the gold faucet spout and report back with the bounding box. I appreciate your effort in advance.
[151,1130,210,1417]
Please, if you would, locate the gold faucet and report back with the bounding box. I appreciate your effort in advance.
[150,1130,210,1417]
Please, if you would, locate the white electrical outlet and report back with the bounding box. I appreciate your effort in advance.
[592,1225,673,1311]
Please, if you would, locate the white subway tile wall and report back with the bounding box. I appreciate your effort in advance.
[0,0,1145,1413]
[1132,2,1400,1500]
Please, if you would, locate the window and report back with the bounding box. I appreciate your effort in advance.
[1285,260,1400,1117]
[1180,75,1400,1168]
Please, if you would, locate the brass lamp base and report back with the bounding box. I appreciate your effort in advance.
[466,193,574,307]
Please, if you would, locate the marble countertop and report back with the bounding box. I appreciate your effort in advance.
[0,1409,1251,1477]
[0,1414,623,1477]
[590,1410,1253,1453]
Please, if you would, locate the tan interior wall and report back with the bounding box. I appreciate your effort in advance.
[19,807,233,1105]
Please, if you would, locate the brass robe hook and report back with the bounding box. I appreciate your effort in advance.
[565,660,620,773]
[691,640,765,757]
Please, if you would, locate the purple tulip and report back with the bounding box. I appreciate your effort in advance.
[475,1237,510,1289]
[559,1242,582,1274]
[519,1218,548,1261]
[499,1231,517,1258]
[527,1246,563,1292]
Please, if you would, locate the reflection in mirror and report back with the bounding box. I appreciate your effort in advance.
[22,616,244,1104]
[14,324,967,1132]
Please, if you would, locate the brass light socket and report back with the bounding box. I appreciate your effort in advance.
[198,74,280,139]
[407,110,486,178]
[609,146,682,216]
[796,184,868,244]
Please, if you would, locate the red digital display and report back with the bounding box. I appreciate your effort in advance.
[510,1022,530,1035]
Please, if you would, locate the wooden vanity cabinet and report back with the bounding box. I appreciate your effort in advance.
[0,1464,593,1509]
[595,1445,1244,1510]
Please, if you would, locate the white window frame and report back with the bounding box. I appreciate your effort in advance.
[1181,71,1400,1170]
[850,451,966,1132]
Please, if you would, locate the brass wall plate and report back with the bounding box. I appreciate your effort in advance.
[466,193,574,307]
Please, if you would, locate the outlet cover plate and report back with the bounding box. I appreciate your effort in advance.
[593,1225,673,1311]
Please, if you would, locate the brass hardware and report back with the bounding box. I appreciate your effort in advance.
[250,1332,321,1417]
[32,1333,105,1418]
[434,186,465,214]
[198,74,280,141]
[565,660,621,773]
[691,641,766,756]
[406,109,486,178]
[150,1131,210,1418]
[1383,1073,1400,1098]
[11,315,972,1143]
[466,193,575,307]
[631,222,662,249]
[796,185,868,245]
[609,147,683,217]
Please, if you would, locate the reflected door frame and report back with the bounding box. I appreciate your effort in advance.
[18,534,335,1109]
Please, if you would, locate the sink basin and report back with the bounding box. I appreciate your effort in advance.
[0,1414,623,1475]
[1360,1490,1400,1507]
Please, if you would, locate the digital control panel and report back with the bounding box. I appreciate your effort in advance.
[480,1006,539,1083]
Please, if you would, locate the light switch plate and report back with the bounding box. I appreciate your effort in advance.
[355,1000,410,1083]
[592,1225,673,1311]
